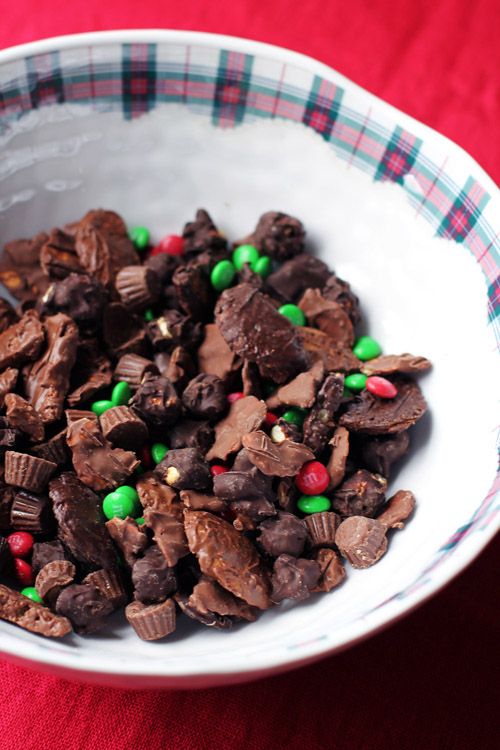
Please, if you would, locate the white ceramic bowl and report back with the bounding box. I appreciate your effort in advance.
[0,30,498,689]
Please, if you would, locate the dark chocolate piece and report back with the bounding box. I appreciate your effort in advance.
[169,419,214,454]
[105,516,148,568]
[213,465,276,503]
[336,516,388,568]
[0,298,18,333]
[332,470,387,518]
[361,431,410,477]
[303,373,344,453]
[206,395,266,462]
[181,374,227,420]
[74,209,139,287]
[180,489,226,513]
[244,211,305,261]
[126,598,176,640]
[339,377,427,434]
[0,583,72,637]
[156,448,211,491]
[4,393,44,442]
[182,208,228,257]
[129,375,181,429]
[99,406,148,450]
[39,228,82,279]
[0,233,50,303]
[55,583,113,634]
[145,252,180,283]
[172,262,213,321]
[298,288,354,348]
[102,302,147,357]
[67,339,113,407]
[270,554,321,603]
[267,253,329,302]
[0,536,11,574]
[146,309,202,352]
[132,545,177,604]
[183,577,257,628]
[31,429,69,467]
[143,508,189,566]
[136,472,178,514]
[322,273,361,325]
[40,273,106,327]
[115,265,161,309]
[4,451,56,493]
[0,311,45,370]
[242,430,314,477]
[257,512,307,558]
[231,498,277,531]
[0,418,18,454]
[31,540,69,575]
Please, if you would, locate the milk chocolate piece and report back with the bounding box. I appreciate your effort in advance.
[67,417,138,492]
[132,545,177,604]
[213,465,276,503]
[298,288,354,348]
[105,516,148,567]
[50,472,117,570]
[360,353,432,377]
[4,393,44,442]
[184,510,272,609]
[336,516,388,568]
[136,472,178,513]
[0,583,71,637]
[326,427,350,489]
[197,323,240,380]
[182,209,228,257]
[143,508,189,566]
[0,418,17,454]
[322,273,361,325]
[102,302,147,357]
[257,512,307,558]
[115,265,160,309]
[185,577,257,627]
[266,360,324,410]
[0,233,50,303]
[361,431,410,477]
[339,377,427,434]
[35,560,76,606]
[31,429,69,466]
[377,490,416,529]
[114,354,159,389]
[83,568,127,609]
[31,540,69,575]
[163,346,196,389]
[55,583,113,634]
[332,470,387,518]
[146,309,202,352]
[40,228,82,279]
[312,548,346,592]
[4,452,56,492]
[10,489,54,533]
[182,374,227,420]
[180,489,226,513]
[298,327,361,372]
[0,298,18,333]
[172,262,213,321]
[0,311,45,370]
[304,511,340,548]
[126,598,176,641]
[24,313,78,424]
[242,431,314,477]
[157,448,211,491]
[270,554,321,603]
[74,209,139,287]
[206,395,266,461]
[40,273,106,327]
[0,368,18,408]
[67,339,113,407]
[129,375,181,429]
[169,419,214,454]
[145,252,179,283]
[244,211,305,262]
[303,373,344,453]
[99,406,148,450]
[231,498,277,531]
[267,253,329,302]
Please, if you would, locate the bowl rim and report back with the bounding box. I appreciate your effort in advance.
[0,28,498,685]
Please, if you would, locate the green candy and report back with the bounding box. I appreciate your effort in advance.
[352,336,382,361]
[344,373,368,392]
[210,260,236,292]
[282,408,307,427]
[232,243,260,271]
[297,495,331,514]
[151,442,168,464]
[128,226,150,250]
[102,491,136,520]
[21,587,43,604]
[136,517,145,526]
[115,485,139,503]
[111,381,131,406]
[252,255,271,278]
[278,304,306,327]
[91,399,114,416]
[144,309,155,322]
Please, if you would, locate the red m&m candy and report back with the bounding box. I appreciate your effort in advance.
[14,558,34,587]
[227,392,245,404]
[7,532,34,559]
[210,465,228,477]
[265,411,278,426]
[366,376,398,399]
[150,234,185,257]
[295,461,330,495]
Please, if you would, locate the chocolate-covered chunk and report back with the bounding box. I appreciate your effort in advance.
[298,327,361,372]
[257,512,307,558]
[267,254,329,302]
[215,284,307,383]
[0,311,45,370]
[242,431,314,477]
[312,548,346,592]
[65,409,97,426]
[35,560,76,607]
[147,309,202,352]
[360,353,432,377]
[99,406,148,450]
[31,429,69,466]
[0,299,18,333]
[270,554,321,603]
[182,374,227,420]
[145,252,180,283]
[31,540,69,575]
[82,569,127,609]
[322,273,361,325]
[303,373,344,453]
[298,288,354,348]
[180,489,226,513]
[231,498,277,531]
[126,598,176,640]
[105,516,148,567]
[130,375,181,429]
[0,418,17,454]
[115,265,161,309]
[271,419,303,445]
[102,303,147,357]
[4,393,44,442]
[10,489,54,533]
[332,469,387,518]
[136,472,178,514]
[377,490,416,529]
[326,427,350,489]
[49,472,117,570]
[169,419,214,454]
[163,346,196,389]
[336,516,388,568]
[266,360,324,410]
[183,577,257,628]
[24,313,78,424]
[74,209,139,287]
[213,465,275,503]
[40,228,82,279]
[4,452,56,493]
[0,233,50,303]
[184,510,272,609]
[339,377,427,435]
[206,395,267,461]
[55,583,113,634]
[241,360,261,398]
[67,338,113,407]
[132,545,177,604]
[67,417,138,491]
[197,323,240,380]
[0,536,12,574]
[361,431,410,477]
[40,273,106,327]
[304,511,340,548]
[172,262,213,321]
[245,211,305,262]
[0,368,19,408]
[114,354,159,390]
[157,448,211,491]
[182,208,228,257]
[276,476,298,513]
[0,583,72,638]
[143,508,189,566]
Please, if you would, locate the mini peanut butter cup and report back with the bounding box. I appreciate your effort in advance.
[312,548,346,592]
[4,451,56,492]
[115,265,160,309]
[304,511,341,548]
[65,409,97,426]
[125,598,176,640]
[10,490,54,533]
[114,354,159,389]
[31,429,69,466]
[35,559,76,606]
[99,406,148,450]
[83,568,127,609]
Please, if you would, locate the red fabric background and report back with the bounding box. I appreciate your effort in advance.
[0,2,499,749]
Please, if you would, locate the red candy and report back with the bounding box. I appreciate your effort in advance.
[265,411,278,426]
[139,444,153,470]
[227,392,245,404]
[150,234,185,257]
[295,461,330,495]
[210,465,228,477]
[7,532,34,559]
[366,376,398,399]
[13,558,34,587]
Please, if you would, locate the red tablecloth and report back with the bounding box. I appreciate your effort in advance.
[0,2,498,749]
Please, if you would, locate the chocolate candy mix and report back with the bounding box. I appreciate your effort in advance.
[0,208,430,640]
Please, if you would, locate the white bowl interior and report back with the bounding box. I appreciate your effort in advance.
[0,33,498,685]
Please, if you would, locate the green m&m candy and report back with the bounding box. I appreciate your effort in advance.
[144,309,155,322]
[352,336,382,361]
[21,587,43,604]
[91,399,114,416]
[136,517,145,526]
[232,243,260,271]
[128,226,150,250]
[282,408,307,427]
[278,304,306,327]
[111,381,131,406]
[151,442,168,464]
[115,485,139,503]
[210,260,236,292]
[344,373,367,392]
[297,494,331,514]
[252,255,271,278]
[103,491,136,520]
